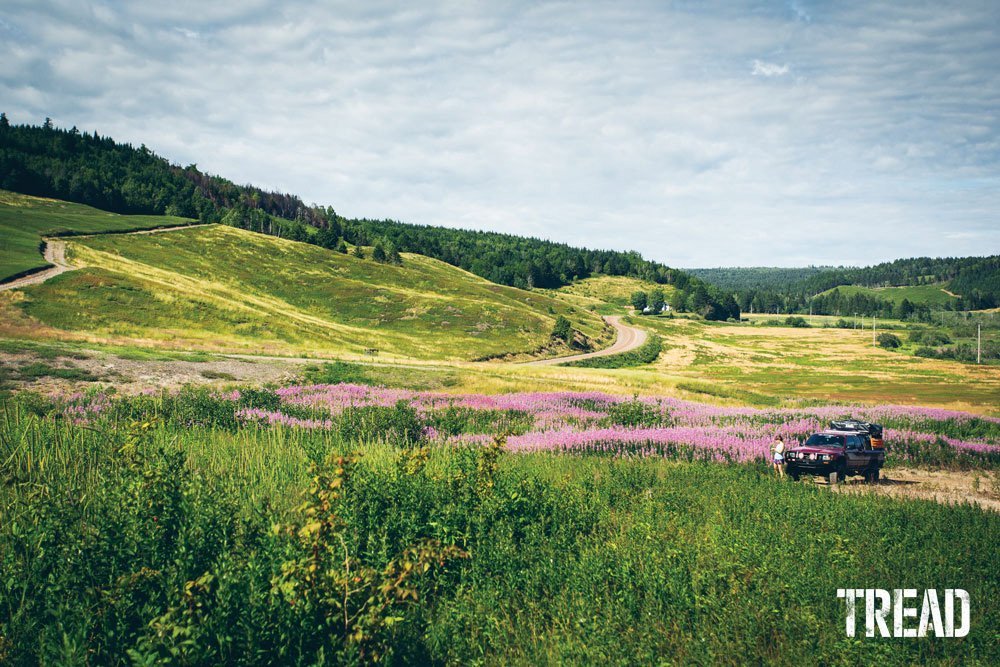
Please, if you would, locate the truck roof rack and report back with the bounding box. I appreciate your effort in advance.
[829,420,883,438]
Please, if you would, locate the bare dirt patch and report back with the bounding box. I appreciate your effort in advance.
[827,467,1000,512]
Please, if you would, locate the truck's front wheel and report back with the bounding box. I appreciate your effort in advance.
[830,464,847,485]
[787,466,800,481]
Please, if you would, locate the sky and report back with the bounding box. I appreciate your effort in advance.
[1,1,998,268]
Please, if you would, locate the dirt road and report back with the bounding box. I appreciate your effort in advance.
[0,239,72,291]
[0,223,207,292]
[523,315,647,366]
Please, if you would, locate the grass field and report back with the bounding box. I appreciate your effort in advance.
[0,190,193,281]
[817,283,960,307]
[1,389,996,664]
[614,315,1000,413]
[9,225,609,361]
[548,275,672,313]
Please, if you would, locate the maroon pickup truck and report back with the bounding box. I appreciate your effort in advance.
[784,426,885,484]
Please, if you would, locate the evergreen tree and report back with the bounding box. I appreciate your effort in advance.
[552,315,572,342]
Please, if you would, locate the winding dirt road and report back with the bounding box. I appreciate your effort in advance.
[0,239,72,291]
[0,224,207,292]
[523,315,648,366]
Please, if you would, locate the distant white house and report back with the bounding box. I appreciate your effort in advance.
[642,304,671,314]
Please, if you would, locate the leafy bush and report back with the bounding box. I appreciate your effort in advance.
[784,316,810,328]
[910,330,952,346]
[337,400,424,445]
[602,398,668,428]
[302,361,373,385]
[563,334,662,369]
[877,332,902,349]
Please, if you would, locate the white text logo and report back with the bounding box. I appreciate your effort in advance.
[837,589,969,638]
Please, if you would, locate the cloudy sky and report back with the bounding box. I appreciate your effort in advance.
[2,1,998,267]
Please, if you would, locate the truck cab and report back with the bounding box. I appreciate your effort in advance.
[785,425,885,484]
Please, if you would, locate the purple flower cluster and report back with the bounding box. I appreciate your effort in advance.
[60,391,112,424]
[272,384,999,462]
[235,407,332,430]
[48,383,1000,464]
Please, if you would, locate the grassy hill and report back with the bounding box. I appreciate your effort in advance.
[0,190,193,281]
[13,225,609,360]
[816,283,959,307]
[549,275,674,310]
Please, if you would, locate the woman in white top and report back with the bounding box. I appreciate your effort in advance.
[771,435,785,476]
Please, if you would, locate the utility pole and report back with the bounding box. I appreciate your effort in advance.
[872,315,877,347]
[978,323,982,364]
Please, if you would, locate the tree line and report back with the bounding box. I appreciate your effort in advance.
[630,283,740,321]
[0,116,704,291]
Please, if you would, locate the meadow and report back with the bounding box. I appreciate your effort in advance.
[548,275,673,313]
[1,387,998,665]
[816,283,960,308]
[0,190,192,281]
[9,225,609,361]
[631,315,1000,413]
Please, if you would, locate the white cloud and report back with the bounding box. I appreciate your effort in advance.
[0,0,998,267]
[751,60,790,77]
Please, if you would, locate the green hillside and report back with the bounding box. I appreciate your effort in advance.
[15,225,608,360]
[551,275,672,305]
[0,190,192,281]
[816,283,959,307]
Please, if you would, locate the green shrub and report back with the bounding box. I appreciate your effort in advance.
[563,334,662,369]
[602,398,668,428]
[877,332,902,349]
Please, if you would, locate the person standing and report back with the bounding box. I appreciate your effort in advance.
[771,435,786,476]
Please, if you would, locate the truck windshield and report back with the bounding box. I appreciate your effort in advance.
[804,434,844,448]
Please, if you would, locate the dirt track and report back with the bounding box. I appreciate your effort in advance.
[523,315,647,366]
[0,224,207,292]
[0,239,72,291]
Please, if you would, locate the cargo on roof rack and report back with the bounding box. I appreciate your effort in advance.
[829,420,883,447]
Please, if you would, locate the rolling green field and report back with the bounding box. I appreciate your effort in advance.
[817,283,960,307]
[12,225,609,361]
[0,190,193,281]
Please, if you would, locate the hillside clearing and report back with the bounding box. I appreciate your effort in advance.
[9,225,610,361]
[0,189,193,281]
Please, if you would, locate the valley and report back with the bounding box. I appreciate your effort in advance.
[1,127,998,665]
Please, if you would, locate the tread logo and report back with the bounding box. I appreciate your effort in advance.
[837,589,970,637]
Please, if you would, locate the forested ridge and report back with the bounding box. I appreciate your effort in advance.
[0,116,720,294]
[693,256,1000,316]
[687,266,832,292]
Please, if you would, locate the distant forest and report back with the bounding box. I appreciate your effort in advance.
[693,257,1000,317]
[0,116,739,317]
[687,267,832,292]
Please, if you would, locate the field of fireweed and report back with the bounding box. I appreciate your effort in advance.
[58,384,1000,469]
[1,386,999,664]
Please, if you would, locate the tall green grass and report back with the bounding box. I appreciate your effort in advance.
[0,399,997,664]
